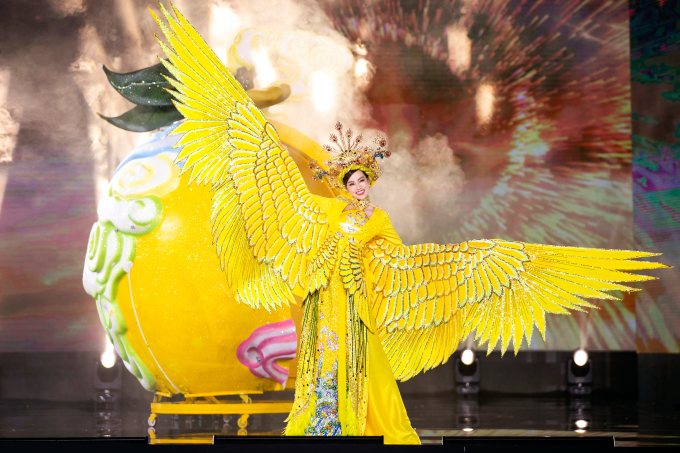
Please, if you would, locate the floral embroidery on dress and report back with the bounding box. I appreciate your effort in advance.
[305,367,341,436]
[339,211,369,234]
[305,324,341,436]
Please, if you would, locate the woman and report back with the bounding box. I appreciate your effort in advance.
[151,5,665,444]
[286,157,422,442]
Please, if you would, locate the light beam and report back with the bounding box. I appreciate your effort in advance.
[461,349,475,366]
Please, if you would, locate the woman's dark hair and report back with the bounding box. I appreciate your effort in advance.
[343,169,368,187]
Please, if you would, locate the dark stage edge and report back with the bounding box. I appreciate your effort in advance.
[2,436,680,453]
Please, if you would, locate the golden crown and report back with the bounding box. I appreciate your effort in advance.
[309,122,390,192]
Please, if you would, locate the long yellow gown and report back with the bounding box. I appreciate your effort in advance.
[284,198,420,443]
[150,4,666,445]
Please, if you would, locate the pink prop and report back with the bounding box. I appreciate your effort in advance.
[236,319,297,386]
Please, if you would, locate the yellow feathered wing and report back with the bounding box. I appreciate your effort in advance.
[152,4,328,310]
[365,239,667,381]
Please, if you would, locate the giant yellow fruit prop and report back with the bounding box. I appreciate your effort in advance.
[83,120,333,395]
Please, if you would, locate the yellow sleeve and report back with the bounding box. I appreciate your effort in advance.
[377,211,403,246]
[361,210,403,324]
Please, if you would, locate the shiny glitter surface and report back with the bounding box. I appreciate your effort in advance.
[339,210,369,234]
[305,346,342,436]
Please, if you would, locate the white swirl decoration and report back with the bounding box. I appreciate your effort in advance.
[83,151,181,391]
[97,196,162,236]
[112,153,180,200]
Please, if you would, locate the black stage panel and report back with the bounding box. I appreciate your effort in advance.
[0,436,624,453]
[10,435,678,453]
[443,435,614,447]
[214,435,383,444]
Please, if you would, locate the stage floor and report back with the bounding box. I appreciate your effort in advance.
[2,391,679,446]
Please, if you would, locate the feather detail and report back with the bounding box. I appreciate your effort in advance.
[366,238,668,381]
[152,4,328,310]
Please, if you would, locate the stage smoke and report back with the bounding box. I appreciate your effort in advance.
[371,133,464,245]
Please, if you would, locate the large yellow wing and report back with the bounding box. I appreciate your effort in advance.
[152,5,328,309]
[365,239,667,380]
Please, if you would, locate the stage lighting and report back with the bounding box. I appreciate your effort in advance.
[575,419,588,429]
[101,338,117,368]
[567,351,592,395]
[475,83,495,126]
[312,71,334,113]
[461,349,474,365]
[95,336,122,405]
[573,349,588,367]
[93,355,123,436]
[354,58,374,89]
[446,25,471,73]
[253,52,277,88]
[208,4,241,64]
[455,350,480,394]
[355,59,370,78]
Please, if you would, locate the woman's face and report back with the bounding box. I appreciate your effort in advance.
[345,170,370,201]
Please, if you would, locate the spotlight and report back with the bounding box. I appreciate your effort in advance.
[446,25,472,73]
[93,348,123,436]
[93,339,122,400]
[567,350,592,395]
[101,337,117,368]
[575,419,588,429]
[354,58,374,89]
[455,350,479,394]
[253,52,277,88]
[461,349,474,366]
[573,349,588,367]
[311,71,334,113]
[475,83,495,126]
[355,59,370,78]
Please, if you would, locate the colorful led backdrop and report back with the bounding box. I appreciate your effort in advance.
[630,0,680,353]
[324,0,635,350]
[0,0,674,356]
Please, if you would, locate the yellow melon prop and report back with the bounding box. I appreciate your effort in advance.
[83,120,334,395]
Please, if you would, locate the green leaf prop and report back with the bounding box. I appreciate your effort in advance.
[98,105,183,132]
[98,63,264,132]
[103,62,176,106]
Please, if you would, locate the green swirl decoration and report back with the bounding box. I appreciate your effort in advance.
[83,195,163,391]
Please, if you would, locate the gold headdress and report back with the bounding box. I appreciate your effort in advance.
[309,122,390,192]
